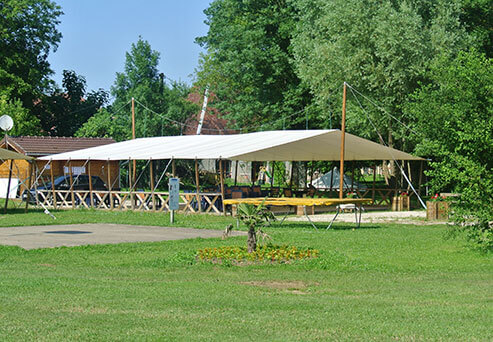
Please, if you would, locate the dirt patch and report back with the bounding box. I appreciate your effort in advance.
[239,280,318,294]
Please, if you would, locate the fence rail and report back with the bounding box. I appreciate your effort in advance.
[31,190,223,214]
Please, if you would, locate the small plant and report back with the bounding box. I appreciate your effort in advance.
[237,200,276,253]
[346,192,356,199]
[429,193,447,201]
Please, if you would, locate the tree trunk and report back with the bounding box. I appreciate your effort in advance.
[247,226,257,253]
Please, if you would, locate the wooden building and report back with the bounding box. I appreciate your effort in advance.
[0,136,119,197]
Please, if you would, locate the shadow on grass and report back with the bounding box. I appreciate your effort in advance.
[269,221,382,231]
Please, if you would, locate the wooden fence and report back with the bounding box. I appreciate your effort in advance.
[31,190,223,214]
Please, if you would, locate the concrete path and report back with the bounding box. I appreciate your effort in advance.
[0,224,245,250]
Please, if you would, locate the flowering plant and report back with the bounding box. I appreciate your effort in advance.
[429,193,446,201]
[346,192,356,199]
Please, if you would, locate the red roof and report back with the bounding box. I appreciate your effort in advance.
[0,136,116,157]
[184,91,237,135]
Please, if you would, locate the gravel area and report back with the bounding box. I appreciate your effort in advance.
[287,210,446,225]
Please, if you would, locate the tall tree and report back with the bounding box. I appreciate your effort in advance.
[77,38,197,141]
[291,0,472,149]
[33,70,108,136]
[195,0,315,131]
[405,50,492,251]
[0,0,62,108]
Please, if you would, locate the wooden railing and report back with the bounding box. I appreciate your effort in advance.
[32,190,223,214]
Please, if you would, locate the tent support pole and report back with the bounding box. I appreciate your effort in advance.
[69,159,75,209]
[195,158,201,212]
[270,161,275,189]
[129,159,134,210]
[329,164,334,195]
[150,159,155,211]
[171,159,176,177]
[25,161,33,212]
[418,160,423,196]
[50,159,57,209]
[372,165,376,203]
[88,159,93,207]
[219,159,225,216]
[107,159,113,210]
[234,160,238,186]
[3,159,13,213]
[339,82,347,199]
[351,162,355,193]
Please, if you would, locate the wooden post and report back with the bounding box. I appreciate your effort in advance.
[129,159,134,210]
[234,160,239,186]
[88,159,93,207]
[69,159,75,209]
[172,158,176,177]
[132,97,136,183]
[3,159,13,213]
[25,161,33,212]
[418,160,424,196]
[150,159,155,211]
[329,165,334,195]
[219,159,225,215]
[50,159,57,209]
[195,158,201,212]
[351,162,355,193]
[270,161,275,188]
[107,159,113,210]
[339,82,347,199]
[372,165,376,202]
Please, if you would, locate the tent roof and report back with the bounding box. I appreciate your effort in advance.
[39,130,423,162]
[0,147,33,160]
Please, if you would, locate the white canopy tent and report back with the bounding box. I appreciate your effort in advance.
[39,130,423,162]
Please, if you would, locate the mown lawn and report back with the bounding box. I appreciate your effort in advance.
[0,209,492,341]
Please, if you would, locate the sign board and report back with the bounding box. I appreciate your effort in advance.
[168,178,180,211]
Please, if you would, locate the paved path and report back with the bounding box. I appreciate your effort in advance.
[0,224,245,250]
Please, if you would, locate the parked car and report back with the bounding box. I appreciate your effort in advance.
[23,175,108,204]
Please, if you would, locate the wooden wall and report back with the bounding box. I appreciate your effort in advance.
[0,159,120,194]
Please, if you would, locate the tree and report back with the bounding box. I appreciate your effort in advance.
[405,50,492,251]
[33,70,108,136]
[78,38,196,141]
[0,0,62,108]
[195,0,315,131]
[237,201,275,253]
[0,94,40,135]
[291,0,473,150]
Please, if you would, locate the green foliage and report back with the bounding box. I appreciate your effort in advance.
[406,50,492,251]
[0,94,40,135]
[237,201,275,230]
[197,244,319,264]
[196,0,315,131]
[77,38,197,141]
[0,0,62,107]
[291,0,472,149]
[33,70,108,136]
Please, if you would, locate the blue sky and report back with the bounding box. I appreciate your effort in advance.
[49,1,211,93]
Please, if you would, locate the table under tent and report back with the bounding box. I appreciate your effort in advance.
[36,130,424,215]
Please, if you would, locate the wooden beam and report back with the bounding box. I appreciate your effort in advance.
[234,160,239,186]
[339,82,347,199]
[195,158,201,212]
[69,159,75,209]
[150,159,155,211]
[25,161,33,213]
[107,159,113,210]
[50,160,57,209]
[3,159,13,213]
[219,159,225,216]
[88,159,93,207]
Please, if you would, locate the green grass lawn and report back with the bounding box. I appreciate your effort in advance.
[0,209,492,341]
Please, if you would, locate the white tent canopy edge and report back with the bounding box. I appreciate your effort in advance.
[39,130,423,162]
